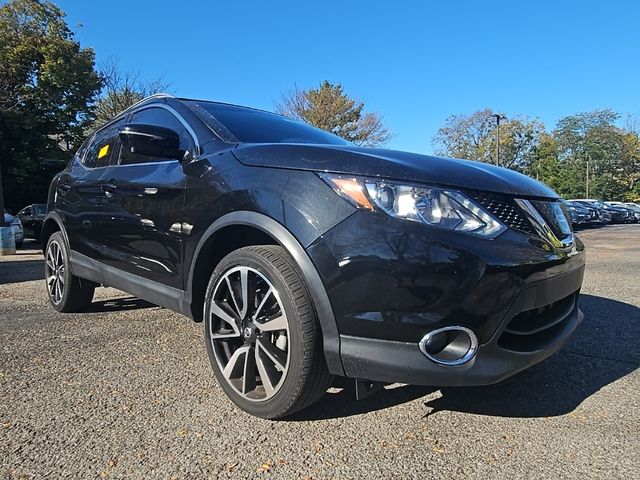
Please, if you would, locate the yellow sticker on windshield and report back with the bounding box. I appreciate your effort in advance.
[98,144,109,159]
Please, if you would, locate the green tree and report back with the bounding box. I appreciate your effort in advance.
[0,0,102,211]
[432,108,544,171]
[551,110,639,200]
[276,81,391,147]
[528,133,585,198]
[620,131,640,200]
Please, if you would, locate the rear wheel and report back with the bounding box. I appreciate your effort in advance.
[204,246,332,419]
[45,232,94,312]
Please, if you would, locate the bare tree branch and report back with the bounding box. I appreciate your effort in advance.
[91,58,171,129]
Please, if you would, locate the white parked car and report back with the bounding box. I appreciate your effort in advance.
[3,210,24,248]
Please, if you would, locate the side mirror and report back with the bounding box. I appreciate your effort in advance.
[119,124,185,160]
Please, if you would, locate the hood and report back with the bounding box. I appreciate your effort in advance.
[232,143,559,199]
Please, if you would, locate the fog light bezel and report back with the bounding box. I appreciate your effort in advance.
[418,326,479,366]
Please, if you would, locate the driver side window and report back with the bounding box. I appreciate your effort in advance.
[119,107,194,165]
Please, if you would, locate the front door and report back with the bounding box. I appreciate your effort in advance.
[98,106,195,289]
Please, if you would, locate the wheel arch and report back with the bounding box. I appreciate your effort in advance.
[186,211,344,376]
[40,213,68,254]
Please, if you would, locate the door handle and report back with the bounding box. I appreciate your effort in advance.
[101,182,117,198]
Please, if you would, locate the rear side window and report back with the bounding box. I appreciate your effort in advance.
[84,119,125,168]
[119,107,194,165]
[75,137,92,163]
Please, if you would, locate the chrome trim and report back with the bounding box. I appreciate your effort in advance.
[515,199,574,249]
[109,159,179,169]
[120,129,166,140]
[419,326,478,366]
[116,93,175,118]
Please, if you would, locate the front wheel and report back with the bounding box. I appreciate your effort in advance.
[203,246,332,419]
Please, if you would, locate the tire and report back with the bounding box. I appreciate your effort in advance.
[45,232,95,312]
[203,245,333,419]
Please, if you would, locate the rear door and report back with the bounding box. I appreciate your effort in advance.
[97,106,195,289]
[55,119,125,261]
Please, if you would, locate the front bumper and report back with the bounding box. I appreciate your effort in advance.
[571,213,590,225]
[339,266,583,386]
[307,209,586,386]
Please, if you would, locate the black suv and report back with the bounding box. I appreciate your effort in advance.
[43,94,585,418]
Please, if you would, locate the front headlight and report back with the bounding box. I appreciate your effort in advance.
[319,173,506,238]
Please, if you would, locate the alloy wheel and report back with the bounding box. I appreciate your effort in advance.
[45,240,65,305]
[209,266,290,401]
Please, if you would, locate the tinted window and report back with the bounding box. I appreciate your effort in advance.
[33,205,46,215]
[120,107,194,165]
[75,137,92,163]
[186,101,350,146]
[84,119,126,168]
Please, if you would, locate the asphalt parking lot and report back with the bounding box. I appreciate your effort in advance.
[1,226,639,479]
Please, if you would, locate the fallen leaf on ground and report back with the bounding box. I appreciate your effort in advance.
[257,462,272,473]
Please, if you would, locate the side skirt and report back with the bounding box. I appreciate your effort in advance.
[69,250,192,318]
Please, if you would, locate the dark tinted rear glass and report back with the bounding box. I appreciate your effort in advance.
[185,101,349,146]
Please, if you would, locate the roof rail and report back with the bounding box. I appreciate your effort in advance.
[114,92,175,118]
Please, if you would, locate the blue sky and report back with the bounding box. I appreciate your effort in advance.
[56,0,638,154]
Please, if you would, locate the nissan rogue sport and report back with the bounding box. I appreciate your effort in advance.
[42,94,585,419]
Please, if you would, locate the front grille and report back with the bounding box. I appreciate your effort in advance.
[467,190,532,234]
[498,293,578,352]
[530,200,573,241]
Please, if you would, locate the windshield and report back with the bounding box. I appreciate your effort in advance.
[185,100,350,146]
